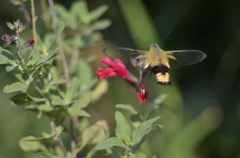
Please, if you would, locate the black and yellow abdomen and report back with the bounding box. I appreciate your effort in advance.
[151,65,172,85]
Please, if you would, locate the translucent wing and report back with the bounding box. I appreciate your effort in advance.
[167,50,207,69]
[102,47,147,64]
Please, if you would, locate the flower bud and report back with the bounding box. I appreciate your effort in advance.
[22,39,35,48]
[1,34,18,44]
[1,34,11,43]
[6,22,15,30]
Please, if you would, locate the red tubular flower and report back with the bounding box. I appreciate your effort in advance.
[22,39,35,48]
[2,34,11,43]
[28,39,35,45]
[96,58,128,81]
[137,83,148,104]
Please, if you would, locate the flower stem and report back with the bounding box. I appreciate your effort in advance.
[47,1,78,157]
[48,0,70,88]
[19,0,31,25]
[30,0,37,48]
[45,99,67,157]
[15,31,25,65]
[50,121,67,157]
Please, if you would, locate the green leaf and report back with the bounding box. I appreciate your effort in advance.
[147,94,167,112]
[71,1,90,24]
[96,137,127,150]
[55,4,69,21]
[10,93,43,105]
[90,4,109,20]
[91,19,111,30]
[6,65,16,72]
[132,116,160,144]
[19,136,41,152]
[78,59,93,86]
[116,104,138,115]
[27,51,39,66]
[51,96,68,106]
[0,47,14,64]
[72,92,92,108]
[68,107,90,117]
[10,93,34,105]
[3,82,29,93]
[129,152,147,158]
[45,78,66,89]
[48,22,65,50]
[35,47,58,67]
[7,57,17,66]
[38,105,54,112]
[91,79,108,104]
[15,73,29,84]
[74,120,109,155]
[115,111,131,144]
[64,77,80,102]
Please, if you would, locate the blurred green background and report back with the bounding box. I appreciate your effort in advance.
[0,0,240,157]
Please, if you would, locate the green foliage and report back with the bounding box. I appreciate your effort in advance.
[0,0,111,157]
[96,106,161,157]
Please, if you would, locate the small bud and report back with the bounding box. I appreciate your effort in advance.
[18,24,26,33]
[2,34,11,42]
[10,35,18,41]
[6,22,15,30]
[14,19,21,28]
[22,39,35,48]
[1,34,17,44]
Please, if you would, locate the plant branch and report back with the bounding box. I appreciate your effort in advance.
[45,99,67,157]
[48,0,70,88]
[19,0,31,25]
[50,121,67,157]
[30,0,37,48]
[15,31,25,65]
[47,1,78,157]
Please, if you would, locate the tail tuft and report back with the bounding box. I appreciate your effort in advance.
[157,82,172,85]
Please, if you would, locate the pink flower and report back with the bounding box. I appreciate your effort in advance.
[28,39,35,45]
[1,34,18,44]
[22,39,35,48]
[137,83,148,104]
[96,58,128,81]
[2,34,9,41]
[1,34,11,43]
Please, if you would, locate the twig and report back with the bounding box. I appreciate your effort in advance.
[50,121,67,157]
[48,0,70,88]
[47,0,79,157]
[15,31,25,64]
[19,0,31,25]
[30,0,37,48]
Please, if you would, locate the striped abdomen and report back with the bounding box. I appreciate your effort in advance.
[151,65,172,85]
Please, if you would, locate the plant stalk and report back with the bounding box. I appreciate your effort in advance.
[30,0,37,48]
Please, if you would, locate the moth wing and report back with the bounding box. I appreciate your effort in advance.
[166,50,207,69]
[102,46,148,65]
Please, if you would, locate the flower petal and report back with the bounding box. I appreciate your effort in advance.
[137,84,148,104]
[96,67,117,81]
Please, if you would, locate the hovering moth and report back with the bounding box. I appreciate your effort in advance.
[103,37,206,85]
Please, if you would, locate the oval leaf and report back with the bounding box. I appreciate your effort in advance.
[19,136,41,152]
[96,137,127,150]
[0,47,14,64]
[115,111,131,144]
[132,116,160,144]
[72,92,92,108]
[3,82,29,93]
[68,107,90,117]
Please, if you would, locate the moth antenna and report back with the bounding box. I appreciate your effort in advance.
[131,34,149,45]
[161,31,172,42]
